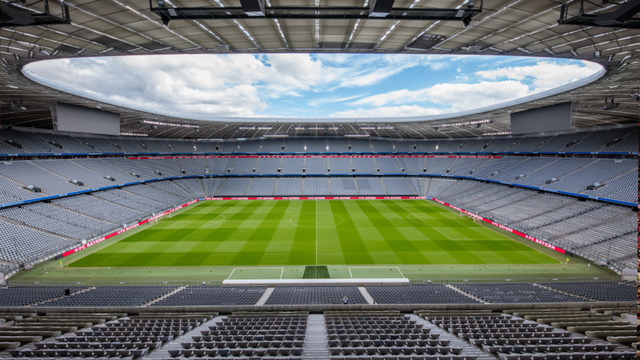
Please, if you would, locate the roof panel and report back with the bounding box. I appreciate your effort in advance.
[0,0,638,139]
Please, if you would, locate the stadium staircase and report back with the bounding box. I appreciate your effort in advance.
[481,192,539,213]
[144,313,221,359]
[68,160,107,182]
[50,203,116,226]
[31,286,97,306]
[255,287,274,306]
[272,180,281,195]
[379,178,391,195]
[532,284,591,302]
[95,193,143,213]
[445,285,487,304]
[0,215,75,242]
[526,204,605,231]
[408,314,495,360]
[516,200,581,231]
[144,286,188,307]
[302,314,330,360]
[602,167,636,184]
[357,286,375,304]
[572,230,637,251]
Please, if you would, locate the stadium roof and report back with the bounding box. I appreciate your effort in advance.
[0,0,638,139]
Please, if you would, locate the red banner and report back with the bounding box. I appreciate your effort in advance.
[431,198,566,254]
[203,196,426,201]
[130,154,501,160]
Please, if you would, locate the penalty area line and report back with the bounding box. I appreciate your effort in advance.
[228,267,285,280]
[227,267,238,280]
[348,266,406,279]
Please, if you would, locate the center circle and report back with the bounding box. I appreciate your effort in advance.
[207,214,226,225]
[289,213,344,228]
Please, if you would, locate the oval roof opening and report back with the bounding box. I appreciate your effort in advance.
[23,54,604,123]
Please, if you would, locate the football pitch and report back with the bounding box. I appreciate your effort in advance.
[13,199,616,283]
[70,199,554,268]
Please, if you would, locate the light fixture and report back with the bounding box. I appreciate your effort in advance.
[240,0,265,16]
[369,0,394,18]
[9,99,26,111]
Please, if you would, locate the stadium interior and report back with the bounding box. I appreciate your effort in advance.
[0,0,638,359]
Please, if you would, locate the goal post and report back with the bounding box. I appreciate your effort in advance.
[459,210,482,223]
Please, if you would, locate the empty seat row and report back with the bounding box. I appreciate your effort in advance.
[330,346,463,356]
[330,355,477,360]
[182,340,305,349]
[169,346,304,358]
[484,343,616,354]
[10,348,147,358]
[498,352,636,360]
[329,339,449,348]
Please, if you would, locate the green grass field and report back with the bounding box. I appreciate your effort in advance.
[11,199,617,283]
[69,200,554,267]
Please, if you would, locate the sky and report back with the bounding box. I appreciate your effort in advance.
[23,54,603,122]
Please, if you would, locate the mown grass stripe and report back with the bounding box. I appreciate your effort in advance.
[289,201,315,265]
[315,200,345,265]
[355,200,430,265]
[328,200,375,265]
[231,200,291,265]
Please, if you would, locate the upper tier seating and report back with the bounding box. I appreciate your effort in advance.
[0,126,637,156]
[0,156,636,204]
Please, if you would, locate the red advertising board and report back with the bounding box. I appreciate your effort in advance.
[130,155,501,160]
[203,196,426,201]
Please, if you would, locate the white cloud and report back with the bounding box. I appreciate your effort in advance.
[351,88,424,107]
[476,61,601,91]
[31,53,433,118]
[348,60,602,114]
[307,94,365,108]
[350,80,531,113]
[331,105,441,118]
[258,54,334,92]
[317,53,455,89]
[426,81,531,112]
[24,55,602,121]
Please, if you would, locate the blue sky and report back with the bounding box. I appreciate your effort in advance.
[23,54,603,121]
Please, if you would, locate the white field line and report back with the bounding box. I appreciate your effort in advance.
[227,267,285,280]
